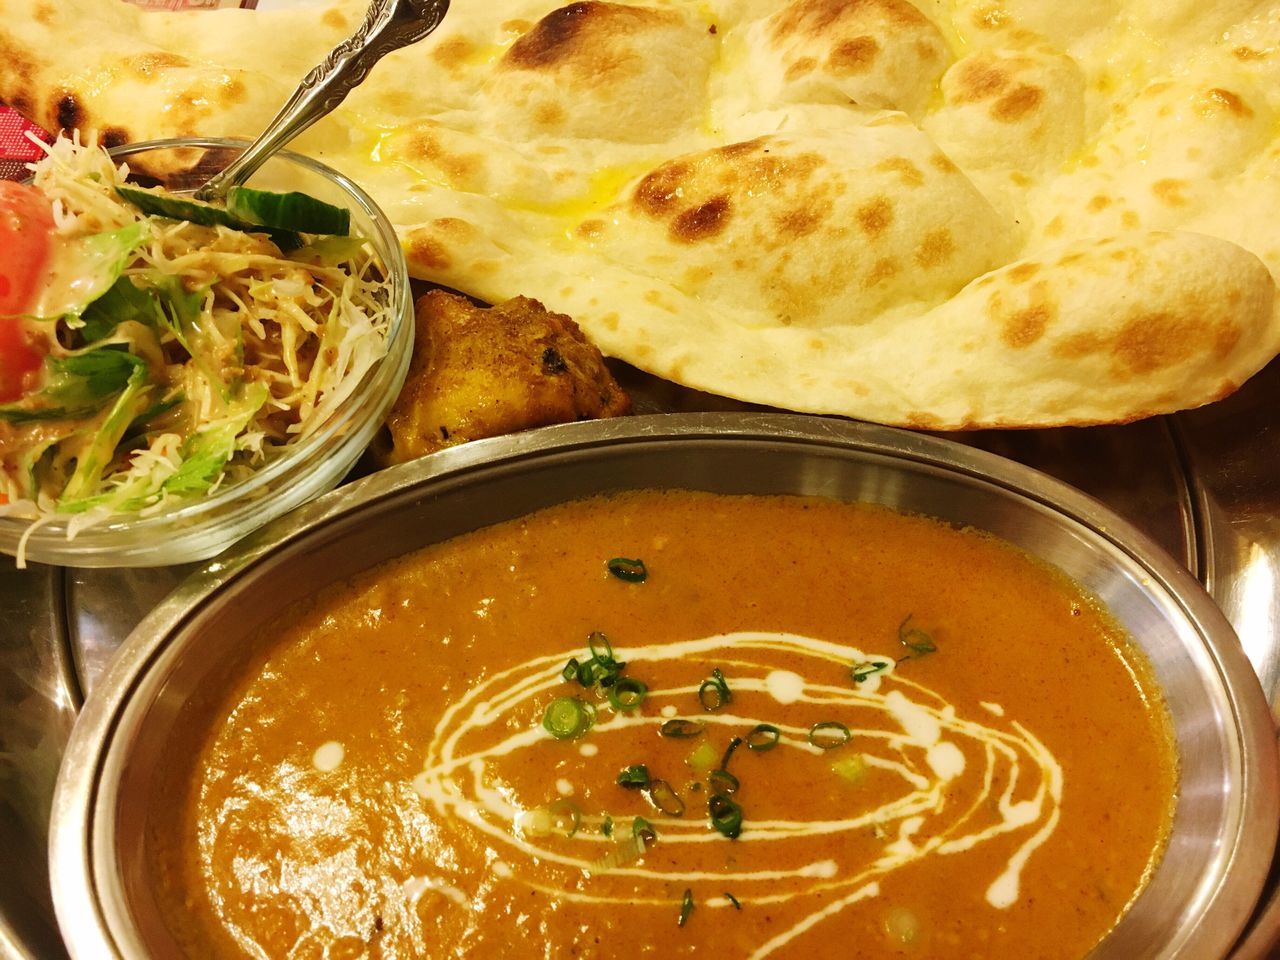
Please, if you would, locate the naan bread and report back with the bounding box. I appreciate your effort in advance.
[3,0,1279,427]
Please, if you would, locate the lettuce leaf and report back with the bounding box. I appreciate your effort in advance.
[162,382,268,496]
[0,347,147,422]
[57,364,153,504]
[79,272,205,348]
[30,222,146,319]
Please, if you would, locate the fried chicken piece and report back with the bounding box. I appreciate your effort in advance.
[382,290,631,464]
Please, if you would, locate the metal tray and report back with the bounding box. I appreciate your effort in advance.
[3,356,1278,960]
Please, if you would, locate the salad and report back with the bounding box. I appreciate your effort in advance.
[0,137,393,544]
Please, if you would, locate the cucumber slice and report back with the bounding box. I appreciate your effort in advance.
[227,186,350,236]
[115,186,239,228]
[116,186,302,250]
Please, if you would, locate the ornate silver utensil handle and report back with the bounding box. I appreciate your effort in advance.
[195,0,449,202]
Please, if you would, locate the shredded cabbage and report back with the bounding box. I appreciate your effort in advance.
[0,136,394,535]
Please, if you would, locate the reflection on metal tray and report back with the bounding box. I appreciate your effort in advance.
[2,356,1277,960]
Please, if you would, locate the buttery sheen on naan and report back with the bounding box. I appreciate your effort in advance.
[3,0,1280,426]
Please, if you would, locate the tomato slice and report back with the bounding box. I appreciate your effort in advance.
[0,181,54,402]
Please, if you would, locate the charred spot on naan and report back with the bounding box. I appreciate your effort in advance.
[987,281,1058,349]
[958,233,1270,407]
[749,0,952,117]
[484,2,716,142]
[1052,309,1245,378]
[927,47,1085,174]
[0,35,45,120]
[52,90,88,138]
[605,130,1009,328]
[1120,77,1271,179]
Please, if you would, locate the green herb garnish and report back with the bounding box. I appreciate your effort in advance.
[633,816,657,845]
[608,677,648,712]
[851,660,891,683]
[542,697,594,740]
[698,668,732,711]
[589,630,617,664]
[645,779,686,817]
[547,799,581,838]
[606,557,648,583]
[562,631,628,690]
[746,724,781,751]
[897,615,937,657]
[708,768,739,795]
[720,736,743,770]
[725,892,742,910]
[678,888,695,927]
[809,721,851,750]
[660,718,704,738]
[617,765,651,789]
[602,815,614,838]
[709,735,744,794]
[709,793,744,839]
[521,800,580,838]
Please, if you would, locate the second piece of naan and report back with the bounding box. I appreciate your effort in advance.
[2,0,1279,427]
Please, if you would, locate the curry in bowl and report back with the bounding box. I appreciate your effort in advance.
[144,489,1175,958]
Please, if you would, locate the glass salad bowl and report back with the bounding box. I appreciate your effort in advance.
[0,137,413,567]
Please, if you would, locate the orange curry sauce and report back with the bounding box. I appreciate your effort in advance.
[147,491,1176,959]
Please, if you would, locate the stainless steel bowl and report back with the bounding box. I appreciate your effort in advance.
[49,413,1280,958]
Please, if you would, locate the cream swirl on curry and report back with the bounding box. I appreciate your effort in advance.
[411,629,1063,947]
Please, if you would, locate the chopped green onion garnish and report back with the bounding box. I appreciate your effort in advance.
[809,721,851,750]
[617,764,650,789]
[588,631,617,664]
[720,736,743,771]
[709,793,743,839]
[602,815,614,837]
[633,816,657,845]
[542,697,594,740]
[608,677,648,712]
[897,614,937,657]
[851,660,891,683]
[678,888,695,927]
[725,892,742,910]
[698,667,732,711]
[562,658,580,682]
[645,779,686,817]
[708,768,739,795]
[746,724,781,751]
[547,799,581,838]
[607,557,648,583]
[660,718,704,738]
[521,800,580,838]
